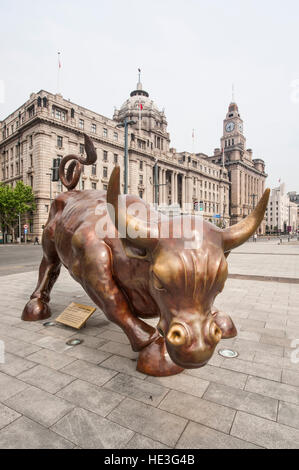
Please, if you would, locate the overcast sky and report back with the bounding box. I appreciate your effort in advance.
[1,0,298,191]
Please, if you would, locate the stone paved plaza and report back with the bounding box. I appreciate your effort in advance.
[0,240,299,449]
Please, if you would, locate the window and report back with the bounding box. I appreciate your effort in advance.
[57,136,63,148]
[103,128,108,138]
[103,150,108,162]
[139,161,143,171]
[91,182,97,190]
[43,97,48,108]
[29,135,33,148]
[52,107,66,121]
[28,105,35,118]
[30,175,33,187]
[103,184,108,191]
[79,119,84,129]
[30,154,33,167]
[113,132,118,141]
[37,97,42,107]
[79,144,84,154]
[91,123,96,133]
[81,180,85,190]
[71,108,75,118]
[114,154,118,164]
[92,164,97,176]
[103,166,108,178]
[139,191,143,199]
[139,174,143,185]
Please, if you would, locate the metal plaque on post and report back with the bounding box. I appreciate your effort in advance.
[55,302,96,329]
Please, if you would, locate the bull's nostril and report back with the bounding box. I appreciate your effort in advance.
[210,322,222,343]
[167,324,187,346]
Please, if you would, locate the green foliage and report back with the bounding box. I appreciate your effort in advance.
[0,182,36,237]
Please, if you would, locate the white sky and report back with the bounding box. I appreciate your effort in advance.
[0,0,298,191]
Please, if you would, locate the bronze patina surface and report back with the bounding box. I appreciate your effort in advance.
[22,134,270,376]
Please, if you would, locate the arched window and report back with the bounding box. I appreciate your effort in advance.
[42,97,48,107]
[37,97,42,107]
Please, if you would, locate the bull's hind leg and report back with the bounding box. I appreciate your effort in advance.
[22,249,61,322]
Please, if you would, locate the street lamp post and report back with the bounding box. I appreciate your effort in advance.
[116,117,136,194]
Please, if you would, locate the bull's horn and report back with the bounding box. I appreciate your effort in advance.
[106,166,158,249]
[222,188,270,252]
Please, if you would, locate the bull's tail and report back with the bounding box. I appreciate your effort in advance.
[59,134,97,190]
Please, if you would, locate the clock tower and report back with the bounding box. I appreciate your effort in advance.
[220,102,246,159]
[209,100,267,233]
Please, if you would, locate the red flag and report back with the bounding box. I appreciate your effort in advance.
[58,52,62,69]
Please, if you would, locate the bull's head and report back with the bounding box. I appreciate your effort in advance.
[107,167,270,369]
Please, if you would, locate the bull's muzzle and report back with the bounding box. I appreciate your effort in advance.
[165,318,222,369]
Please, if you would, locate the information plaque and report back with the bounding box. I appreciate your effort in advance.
[55,302,96,329]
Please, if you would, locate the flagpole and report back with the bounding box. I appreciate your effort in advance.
[192,129,195,155]
[57,52,61,94]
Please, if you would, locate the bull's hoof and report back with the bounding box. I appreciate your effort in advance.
[22,298,51,322]
[137,337,184,377]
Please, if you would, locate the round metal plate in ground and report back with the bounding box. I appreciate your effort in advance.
[43,321,56,327]
[66,338,83,346]
[218,348,239,358]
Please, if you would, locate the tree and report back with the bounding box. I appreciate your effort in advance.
[0,181,36,242]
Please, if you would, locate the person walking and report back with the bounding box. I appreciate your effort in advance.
[34,236,39,245]
[253,233,257,243]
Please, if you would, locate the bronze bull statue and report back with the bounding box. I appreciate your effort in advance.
[22,135,270,376]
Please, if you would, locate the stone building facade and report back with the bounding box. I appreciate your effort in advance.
[208,102,267,234]
[265,184,298,234]
[0,79,231,240]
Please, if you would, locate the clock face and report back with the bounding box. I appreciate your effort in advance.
[225,121,235,132]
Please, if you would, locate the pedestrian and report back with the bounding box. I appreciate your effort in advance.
[34,236,39,245]
[254,233,257,243]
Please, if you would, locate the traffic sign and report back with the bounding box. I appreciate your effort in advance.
[24,224,28,229]
[213,214,221,219]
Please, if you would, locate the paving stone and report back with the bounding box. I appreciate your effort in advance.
[4,339,41,358]
[0,403,21,430]
[0,352,36,377]
[100,354,146,379]
[231,411,299,449]
[97,329,130,345]
[33,335,73,353]
[27,348,76,370]
[176,421,262,449]
[4,386,75,427]
[60,360,117,386]
[221,357,282,382]
[98,341,138,360]
[185,364,247,390]
[56,379,124,417]
[104,373,168,406]
[65,344,111,364]
[260,335,292,348]
[125,434,170,449]
[69,333,108,349]
[147,372,209,398]
[0,416,74,449]
[234,338,284,357]
[159,390,235,434]
[278,402,299,430]
[0,371,29,401]
[52,407,133,449]
[203,382,278,420]
[18,364,75,393]
[108,397,187,447]
[245,376,299,406]
[281,369,299,388]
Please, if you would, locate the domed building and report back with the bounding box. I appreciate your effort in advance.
[113,74,169,152]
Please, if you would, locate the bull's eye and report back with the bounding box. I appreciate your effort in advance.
[152,273,166,291]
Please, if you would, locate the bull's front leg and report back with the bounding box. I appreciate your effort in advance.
[22,254,61,321]
[73,240,159,352]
